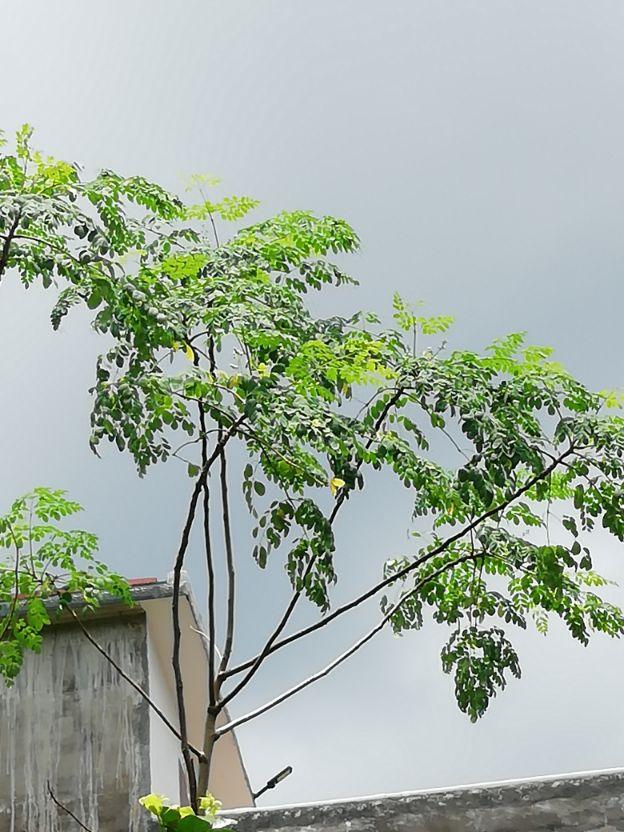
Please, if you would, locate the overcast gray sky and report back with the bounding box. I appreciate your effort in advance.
[2,0,624,806]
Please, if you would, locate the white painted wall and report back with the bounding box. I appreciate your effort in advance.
[146,605,183,802]
[143,592,254,809]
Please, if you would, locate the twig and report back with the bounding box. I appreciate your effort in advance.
[0,522,23,643]
[47,781,94,832]
[69,608,206,761]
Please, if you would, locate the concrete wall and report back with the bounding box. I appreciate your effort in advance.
[227,769,624,832]
[0,613,151,832]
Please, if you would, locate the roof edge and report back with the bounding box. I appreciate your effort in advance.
[224,766,624,816]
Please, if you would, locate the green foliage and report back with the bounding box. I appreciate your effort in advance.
[2,125,624,724]
[186,195,260,222]
[392,293,454,336]
[0,488,129,684]
[441,626,521,721]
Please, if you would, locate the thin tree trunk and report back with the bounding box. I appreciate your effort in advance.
[170,417,245,808]
[196,708,218,798]
[202,478,217,704]
[196,390,218,804]
[217,448,236,675]
[172,474,206,811]
[198,401,217,706]
[197,446,236,797]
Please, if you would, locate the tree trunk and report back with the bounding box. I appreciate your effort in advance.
[197,709,218,799]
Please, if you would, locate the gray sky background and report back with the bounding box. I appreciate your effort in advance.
[1,0,624,805]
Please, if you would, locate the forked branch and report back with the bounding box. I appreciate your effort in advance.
[216,550,478,737]
[171,415,245,808]
[217,388,405,708]
[221,446,575,683]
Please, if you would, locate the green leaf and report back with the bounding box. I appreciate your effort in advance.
[177,815,214,831]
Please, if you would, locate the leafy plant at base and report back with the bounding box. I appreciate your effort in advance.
[139,792,232,831]
[1,125,624,813]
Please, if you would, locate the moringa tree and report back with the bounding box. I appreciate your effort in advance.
[2,125,624,821]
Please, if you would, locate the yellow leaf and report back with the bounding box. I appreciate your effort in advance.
[599,388,624,409]
[199,794,222,818]
[139,794,166,816]
[184,344,194,361]
[329,476,345,497]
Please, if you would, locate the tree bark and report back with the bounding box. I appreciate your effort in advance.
[172,474,206,811]
[197,709,218,798]
[0,211,21,283]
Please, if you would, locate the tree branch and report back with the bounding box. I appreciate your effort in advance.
[202,478,217,704]
[0,539,21,643]
[69,608,206,761]
[197,391,217,708]
[195,306,224,800]
[196,477,220,800]
[47,781,94,832]
[215,550,478,737]
[222,445,575,681]
[172,470,205,810]
[217,447,236,677]
[170,416,244,809]
[217,388,405,708]
[0,211,21,283]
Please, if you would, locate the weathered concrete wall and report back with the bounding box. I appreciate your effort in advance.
[228,769,624,832]
[0,613,151,832]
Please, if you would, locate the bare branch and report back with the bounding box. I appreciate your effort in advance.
[216,551,478,737]
[197,475,220,800]
[69,608,206,761]
[196,379,218,708]
[202,478,217,704]
[47,781,95,832]
[217,448,236,677]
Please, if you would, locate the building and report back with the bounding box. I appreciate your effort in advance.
[227,768,624,832]
[0,577,253,832]
[5,578,620,832]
